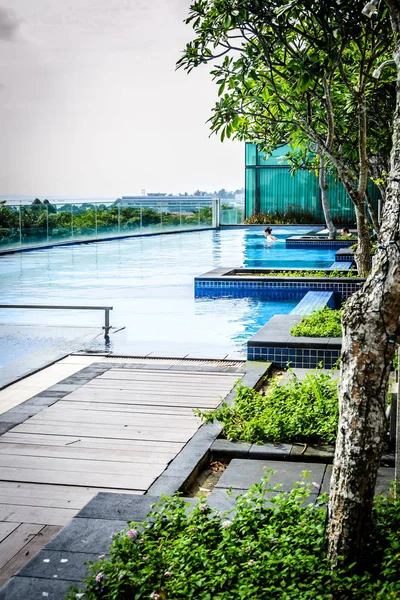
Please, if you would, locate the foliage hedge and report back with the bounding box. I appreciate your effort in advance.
[291,308,343,338]
[196,371,339,444]
[235,269,359,279]
[66,478,400,600]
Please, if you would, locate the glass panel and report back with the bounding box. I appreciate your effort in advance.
[245,143,257,166]
[257,144,291,166]
[245,169,256,217]
[141,204,162,232]
[220,207,244,225]
[95,202,120,237]
[119,203,141,234]
[160,202,181,231]
[0,204,21,249]
[180,201,198,229]
[20,201,49,246]
[199,202,213,227]
[72,203,96,240]
[258,167,321,221]
[48,203,73,243]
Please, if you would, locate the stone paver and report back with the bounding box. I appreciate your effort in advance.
[216,459,326,492]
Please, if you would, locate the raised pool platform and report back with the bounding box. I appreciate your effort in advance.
[194,267,364,303]
[247,314,341,368]
[286,236,355,249]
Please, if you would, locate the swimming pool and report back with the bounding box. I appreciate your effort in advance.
[0,227,337,365]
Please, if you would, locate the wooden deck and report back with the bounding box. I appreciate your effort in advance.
[0,365,240,586]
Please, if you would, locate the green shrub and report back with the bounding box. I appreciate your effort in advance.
[291,308,343,338]
[243,207,320,224]
[66,477,400,600]
[235,269,359,279]
[196,371,339,444]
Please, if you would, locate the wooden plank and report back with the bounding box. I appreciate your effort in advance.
[0,494,92,510]
[64,392,219,407]
[0,481,142,497]
[105,369,241,378]
[33,409,201,428]
[0,433,184,452]
[0,443,178,464]
[0,454,167,477]
[98,369,240,386]
[0,522,20,544]
[94,379,237,390]
[13,421,197,442]
[0,505,78,527]
[0,467,154,491]
[0,523,43,569]
[0,525,61,588]
[83,381,234,394]
[51,400,198,416]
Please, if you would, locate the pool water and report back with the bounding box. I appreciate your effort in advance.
[0,227,337,362]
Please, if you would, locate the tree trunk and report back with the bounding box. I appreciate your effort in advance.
[365,189,380,235]
[353,199,371,276]
[327,4,400,564]
[319,154,336,239]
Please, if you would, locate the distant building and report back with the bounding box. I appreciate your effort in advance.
[121,195,214,212]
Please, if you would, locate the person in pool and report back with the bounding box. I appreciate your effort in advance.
[264,227,278,241]
[341,227,350,238]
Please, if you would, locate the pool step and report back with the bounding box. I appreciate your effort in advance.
[329,261,353,270]
[290,291,335,315]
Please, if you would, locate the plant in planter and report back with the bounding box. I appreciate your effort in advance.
[66,478,400,600]
[196,371,339,444]
[232,269,359,279]
[291,308,343,338]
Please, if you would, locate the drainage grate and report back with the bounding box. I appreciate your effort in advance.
[96,356,245,368]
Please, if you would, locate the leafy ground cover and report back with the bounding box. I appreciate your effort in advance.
[196,371,339,444]
[243,208,321,224]
[66,478,400,600]
[231,269,359,278]
[291,308,343,338]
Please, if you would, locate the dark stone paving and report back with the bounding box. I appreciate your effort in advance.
[215,459,327,492]
[18,550,101,582]
[77,494,161,522]
[0,577,75,600]
[46,518,127,554]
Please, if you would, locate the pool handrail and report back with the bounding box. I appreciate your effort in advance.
[0,304,113,341]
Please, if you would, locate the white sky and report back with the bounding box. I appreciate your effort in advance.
[0,0,243,198]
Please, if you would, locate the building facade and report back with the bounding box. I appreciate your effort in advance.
[245,143,379,222]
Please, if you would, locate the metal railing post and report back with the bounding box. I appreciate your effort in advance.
[19,205,22,247]
[103,308,111,342]
[46,204,49,242]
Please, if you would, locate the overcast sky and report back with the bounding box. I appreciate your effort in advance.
[0,0,243,198]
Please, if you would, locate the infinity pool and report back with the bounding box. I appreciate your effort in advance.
[0,227,337,364]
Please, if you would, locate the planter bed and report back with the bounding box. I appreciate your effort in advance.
[247,313,342,368]
[335,247,355,262]
[194,267,364,302]
[286,235,356,249]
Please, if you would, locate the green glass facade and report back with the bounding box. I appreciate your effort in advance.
[245,143,378,222]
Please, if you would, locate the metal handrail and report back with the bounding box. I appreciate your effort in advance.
[0,304,113,341]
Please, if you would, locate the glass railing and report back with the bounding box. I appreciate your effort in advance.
[220,207,244,225]
[0,199,218,251]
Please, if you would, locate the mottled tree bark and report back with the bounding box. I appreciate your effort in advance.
[327,1,400,563]
[365,189,380,234]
